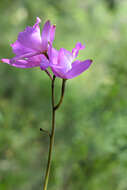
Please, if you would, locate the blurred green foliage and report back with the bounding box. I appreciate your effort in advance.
[0,0,127,190]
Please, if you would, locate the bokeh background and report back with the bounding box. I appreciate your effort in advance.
[0,0,127,189]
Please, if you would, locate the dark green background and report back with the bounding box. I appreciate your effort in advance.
[0,0,127,189]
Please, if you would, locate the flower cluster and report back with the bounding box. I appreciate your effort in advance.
[1,17,93,79]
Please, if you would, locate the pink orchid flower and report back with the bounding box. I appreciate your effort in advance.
[47,42,93,79]
[1,17,93,79]
[1,17,56,69]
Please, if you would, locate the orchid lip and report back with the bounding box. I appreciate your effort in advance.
[10,51,43,64]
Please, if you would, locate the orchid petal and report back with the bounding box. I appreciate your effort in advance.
[64,59,93,79]
[51,59,92,79]
[1,58,31,68]
[1,55,41,68]
[72,42,85,58]
[1,59,10,64]
[58,48,73,72]
[11,17,42,56]
[49,47,73,76]
[51,67,66,78]
[49,25,56,45]
[10,51,40,63]
[48,45,58,65]
[41,20,51,51]
[41,21,56,52]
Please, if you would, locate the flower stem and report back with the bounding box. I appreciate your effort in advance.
[45,70,53,80]
[43,76,66,190]
[54,79,66,110]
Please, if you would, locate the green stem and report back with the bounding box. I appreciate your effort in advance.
[43,75,55,190]
[54,79,66,110]
[43,76,66,190]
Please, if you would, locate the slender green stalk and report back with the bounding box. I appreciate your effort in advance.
[54,79,66,110]
[42,76,66,190]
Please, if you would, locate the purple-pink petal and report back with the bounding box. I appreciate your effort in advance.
[58,48,73,63]
[11,41,34,56]
[50,59,92,79]
[41,21,56,52]
[33,17,41,28]
[11,17,42,56]
[1,58,31,68]
[10,51,41,63]
[64,59,93,79]
[51,67,64,78]
[48,44,58,64]
[41,20,51,51]
[1,59,10,64]
[49,25,56,45]
[72,42,85,58]
[1,55,41,68]
[48,46,73,75]
[57,48,73,72]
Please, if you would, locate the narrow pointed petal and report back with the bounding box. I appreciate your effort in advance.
[49,25,56,45]
[72,42,85,58]
[41,21,56,52]
[1,55,41,68]
[11,17,42,56]
[1,58,30,68]
[41,20,51,51]
[64,59,93,79]
[10,60,40,68]
[1,58,10,64]
[10,51,40,63]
